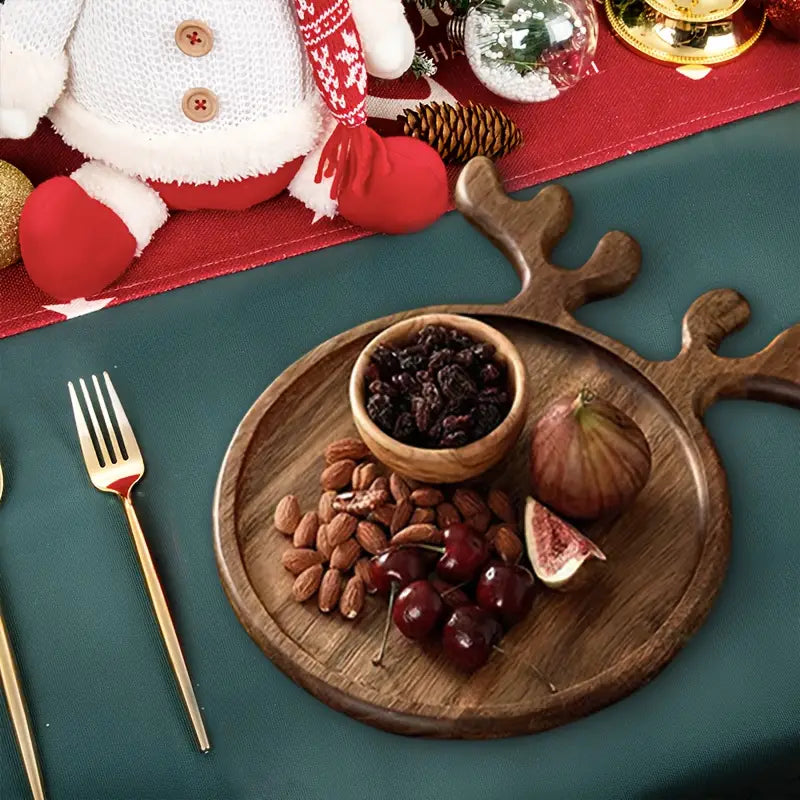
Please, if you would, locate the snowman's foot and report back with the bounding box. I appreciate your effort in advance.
[337,136,448,234]
[20,161,167,300]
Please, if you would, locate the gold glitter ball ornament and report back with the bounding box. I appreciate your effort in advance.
[0,160,34,270]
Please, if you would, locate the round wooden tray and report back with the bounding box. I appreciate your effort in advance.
[214,159,800,739]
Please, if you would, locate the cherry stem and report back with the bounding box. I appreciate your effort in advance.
[493,646,558,694]
[372,581,398,666]
[440,581,468,597]
[391,543,444,554]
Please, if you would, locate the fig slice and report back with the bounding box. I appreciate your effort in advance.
[524,497,606,591]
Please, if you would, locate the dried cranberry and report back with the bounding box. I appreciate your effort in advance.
[372,345,400,377]
[438,364,477,403]
[366,323,511,449]
[421,381,443,412]
[412,396,433,433]
[398,345,426,373]
[479,387,509,406]
[369,380,396,397]
[471,343,496,362]
[443,414,473,433]
[474,403,503,437]
[367,394,396,433]
[480,363,501,384]
[428,348,454,373]
[454,349,475,369]
[392,372,419,394]
[417,325,449,353]
[448,329,474,350]
[393,412,416,442]
[440,430,469,448]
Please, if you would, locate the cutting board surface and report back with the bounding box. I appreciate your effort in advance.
[214,159,800,738]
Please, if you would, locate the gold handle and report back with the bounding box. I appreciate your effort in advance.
[0,607,46,800]
[121,496,211,752]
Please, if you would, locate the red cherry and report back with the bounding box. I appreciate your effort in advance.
[429,577,471,611]
[370,549,428,595]
[476,563,536,628]
[436,523,489,583]
[392,580,444,640]
[442,605,502,673]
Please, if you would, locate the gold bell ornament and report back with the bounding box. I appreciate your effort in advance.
[605,0,766,71]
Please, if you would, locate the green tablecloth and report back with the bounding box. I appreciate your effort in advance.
[0,104,798,800]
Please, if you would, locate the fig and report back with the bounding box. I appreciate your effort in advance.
[524,497,606,591]
[530,388,651,520]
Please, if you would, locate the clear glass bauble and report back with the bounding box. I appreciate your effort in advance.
[463,0,599,102]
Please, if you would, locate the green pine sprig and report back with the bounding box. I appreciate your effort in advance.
[410,0,475,14]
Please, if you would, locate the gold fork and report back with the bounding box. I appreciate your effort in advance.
[0,461,47,800]
[67,372,210,752]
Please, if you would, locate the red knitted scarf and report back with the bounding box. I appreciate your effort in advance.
[293,0,389,198]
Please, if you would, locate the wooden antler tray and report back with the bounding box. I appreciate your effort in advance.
[214,158,800,739]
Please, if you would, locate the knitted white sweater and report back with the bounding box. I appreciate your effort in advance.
[0,0,415,184]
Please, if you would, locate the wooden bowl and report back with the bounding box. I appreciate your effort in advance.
[348,313,528,482]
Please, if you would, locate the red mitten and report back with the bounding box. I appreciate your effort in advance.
[20,177,137,299]
[338,136,448,234]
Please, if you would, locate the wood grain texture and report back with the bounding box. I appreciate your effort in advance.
[213,157,800,739]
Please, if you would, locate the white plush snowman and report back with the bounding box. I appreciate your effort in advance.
[0,0,448,299]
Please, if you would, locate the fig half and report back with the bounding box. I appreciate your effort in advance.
[524,497,606,591]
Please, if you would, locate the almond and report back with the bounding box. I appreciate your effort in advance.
[370,504,395,527]
[354,557,376,593]
[348,463,364,490]
[391,523,441,545]
[325,437,369,464]
[389,472,411,502]
[411,507,435,524]
[316,524,333,559]
[274,495,301,534]
[492,524,523,564]
[390,498,413,535]
[293,512,319,548]
[330,538,362,571]
[318,490,337,524]
[339,575,366,619]
[356,521,389,555]
[318,568,343,613]
[292,564,323,602]
[453,488,487,518]
[467,509,492,534]
[321,459,356,490]
[282,547,324,575]
[488,488,516,523]
[327,512,357,546]
[410,487,444,507]
[333,488,389,516]
[436,502,461,528]
[371,476,390,492]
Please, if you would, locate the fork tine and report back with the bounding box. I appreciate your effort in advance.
[79,378,112,466]
[92,374,123,462]
[68,381,101,473]
[103,371,141,459]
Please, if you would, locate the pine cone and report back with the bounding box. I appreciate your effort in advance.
[401,101,523,164]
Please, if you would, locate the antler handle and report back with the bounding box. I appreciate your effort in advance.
[664,289,800,415]
[455,157,642,322]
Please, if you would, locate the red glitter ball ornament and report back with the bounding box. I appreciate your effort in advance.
[764,0,800,39]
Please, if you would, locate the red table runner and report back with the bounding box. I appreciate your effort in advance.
[1,19,798,338]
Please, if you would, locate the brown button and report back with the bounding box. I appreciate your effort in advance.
[182,88,218,123]
[175,20,213,57]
